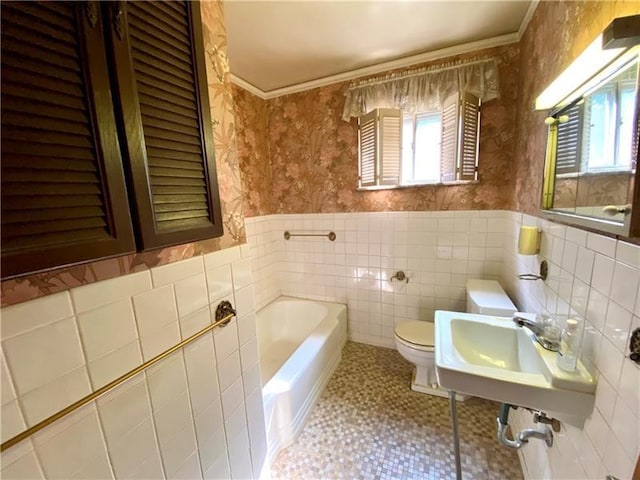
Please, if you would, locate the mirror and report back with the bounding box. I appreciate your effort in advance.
[541,46,640,237]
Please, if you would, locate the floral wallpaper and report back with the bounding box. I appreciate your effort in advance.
[232,84,273,217]
[512,0,640,216]
[8,2,639,307]
[554,173,634,209]
[235,45,520,214]
[1,1,245,307]
[200,1,246,247]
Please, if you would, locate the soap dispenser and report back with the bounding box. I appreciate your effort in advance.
[557,318,584,372]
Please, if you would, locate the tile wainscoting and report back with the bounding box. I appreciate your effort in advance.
[246,211,506,348]
[0,246,267,480]
[247,210,639,480]
[503,211,639,480]
[1,210,637,480]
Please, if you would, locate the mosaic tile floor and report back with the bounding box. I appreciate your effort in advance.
[271,341,524,480]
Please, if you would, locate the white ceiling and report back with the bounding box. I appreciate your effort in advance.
[225,1,534,95]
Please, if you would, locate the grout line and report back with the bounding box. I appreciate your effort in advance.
[179,342,206,480]
[128,289,168,480]
[142,369,169,480]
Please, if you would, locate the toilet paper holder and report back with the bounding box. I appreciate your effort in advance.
[391,271,409,283]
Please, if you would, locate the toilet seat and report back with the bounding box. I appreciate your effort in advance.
[394,321,435,350]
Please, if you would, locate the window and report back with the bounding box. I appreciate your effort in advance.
[402,111,442,184]
[358,91,480,189]
[553,61,637,176]
[582,73,636,171]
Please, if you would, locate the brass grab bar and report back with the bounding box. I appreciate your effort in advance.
[284,231,336,241]
[0,301,236,453]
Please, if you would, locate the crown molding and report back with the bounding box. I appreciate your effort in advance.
[229,74,267,99]
[230,32,519,99]
[518,0,540,40]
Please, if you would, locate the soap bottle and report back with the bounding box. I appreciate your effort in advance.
[557,318,584,372]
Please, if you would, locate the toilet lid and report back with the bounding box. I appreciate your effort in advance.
[395,321,435,347]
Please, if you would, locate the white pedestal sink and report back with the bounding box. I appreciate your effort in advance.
[434,311,596,428]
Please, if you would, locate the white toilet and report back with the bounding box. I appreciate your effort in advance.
[394,279,517,397]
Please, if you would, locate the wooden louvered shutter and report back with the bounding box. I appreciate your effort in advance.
[440,93,459,182]
[106,0,223,250]
[458,92,480,181]
[378,109,402,186]
[555,103,583,174]
[358,110,377,187]
[1,1,135,279]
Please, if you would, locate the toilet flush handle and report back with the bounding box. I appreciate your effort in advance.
[391,271,409,283]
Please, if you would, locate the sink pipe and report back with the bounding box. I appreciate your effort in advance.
[496,404,555,449]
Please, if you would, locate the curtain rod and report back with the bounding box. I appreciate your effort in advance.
[349,57,497,89]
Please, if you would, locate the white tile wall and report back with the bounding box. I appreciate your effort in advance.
[2,209,637,480]
[0,291,73,339]
[20,366,92,427]
[246,211,506,347]
[0,246,267,480]
[247,210,639,479]
[502,211,640,480]
[4,317,86,396]
[245,216,282,310]
[77,299,138,361]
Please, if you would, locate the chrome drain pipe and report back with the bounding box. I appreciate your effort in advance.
[497,419,526,449]
[497,419,553,449]
[497,404,554,449]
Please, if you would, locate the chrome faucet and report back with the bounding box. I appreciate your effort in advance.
[512,314,545,335]
[512,314,560,352]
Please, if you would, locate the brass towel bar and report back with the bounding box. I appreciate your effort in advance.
[0,301,237,453]
[284,231,336,241]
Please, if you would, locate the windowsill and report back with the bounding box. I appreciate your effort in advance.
[556,169,635,179]
[357,180,478,191]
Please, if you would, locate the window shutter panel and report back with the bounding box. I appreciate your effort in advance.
[1,1,135,278]
[440,92,459,182]
[106,0,223,250]
[358,110,377,187]
[378,109,402,185]
[556,103,583,174]
[458,91,480,181]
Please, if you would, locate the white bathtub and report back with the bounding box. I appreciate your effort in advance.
[256,296,347,464]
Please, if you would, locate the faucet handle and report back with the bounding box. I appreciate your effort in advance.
[536,314,561,344]
[542,323,561,343]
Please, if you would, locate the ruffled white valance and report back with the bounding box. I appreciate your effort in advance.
[342,58,500,121]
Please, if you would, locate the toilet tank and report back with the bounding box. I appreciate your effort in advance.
[466,279,517,317]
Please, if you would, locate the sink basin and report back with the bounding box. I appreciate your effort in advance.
[435,311,596,427]
[450,319,542,373]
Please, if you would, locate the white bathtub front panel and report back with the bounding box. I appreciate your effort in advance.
[257,297,347,466]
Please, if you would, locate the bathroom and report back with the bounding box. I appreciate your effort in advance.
[1,0,639,479]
